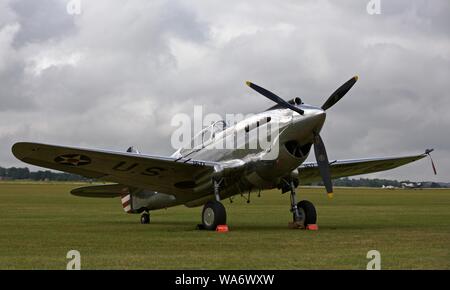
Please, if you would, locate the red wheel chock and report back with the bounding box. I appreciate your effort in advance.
[216,225,229,232]
[306,224,319,231]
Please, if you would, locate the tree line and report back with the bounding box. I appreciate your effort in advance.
[0,166,444,187]
[0,166,88,181]
[329,177,444,188]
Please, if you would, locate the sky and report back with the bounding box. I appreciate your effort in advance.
[0,0,448,182]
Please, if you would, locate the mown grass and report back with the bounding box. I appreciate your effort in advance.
[0,182,449,269]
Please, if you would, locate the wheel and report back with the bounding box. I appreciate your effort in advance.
[140,212,150,224]
[201,201,226,230]
[297,200,317,226]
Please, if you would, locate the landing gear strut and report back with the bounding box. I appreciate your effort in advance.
[286,180,317,229]
[199,179,227,231]
[288,180,305,228]
[140,210,150,224]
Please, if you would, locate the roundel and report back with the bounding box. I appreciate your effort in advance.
[54,154,91,166]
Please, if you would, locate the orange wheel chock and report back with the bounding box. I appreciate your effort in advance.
[306,224,319,231]
[216,225,229,232]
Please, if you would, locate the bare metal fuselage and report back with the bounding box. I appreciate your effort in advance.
[134,105,326,210]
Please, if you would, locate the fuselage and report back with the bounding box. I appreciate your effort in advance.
[170,104,326,205]
[134,104,327,210]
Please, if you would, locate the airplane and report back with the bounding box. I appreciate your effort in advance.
[11,76,437,230]
[381,185,396,190]
[401,182,423,189]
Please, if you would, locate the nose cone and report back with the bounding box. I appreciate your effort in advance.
[293,106,326,130]
[306,108,326,129]
[281,106,326,142]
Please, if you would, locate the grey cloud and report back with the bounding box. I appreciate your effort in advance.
[11,0,76,47]
[0,0,448,182]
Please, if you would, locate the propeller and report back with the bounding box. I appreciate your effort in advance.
[425,149,437,175]
[313,133,334,198]
[245,76,359,198]
[321,76,358,111]
[245,81,304,115]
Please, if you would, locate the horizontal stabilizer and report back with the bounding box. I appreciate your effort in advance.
[71,184,130,198]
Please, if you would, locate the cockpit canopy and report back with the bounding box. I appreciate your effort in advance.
[178,120,228,154]
[196,120,228,147]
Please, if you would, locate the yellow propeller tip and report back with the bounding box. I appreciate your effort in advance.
[245,81,251,86]
[354,75,359,81]
[327,192,334,199]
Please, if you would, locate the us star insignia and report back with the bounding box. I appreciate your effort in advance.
[54,154,91,166]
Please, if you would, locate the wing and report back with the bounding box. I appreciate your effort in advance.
[12,142,217,200]
[298,152,429,184]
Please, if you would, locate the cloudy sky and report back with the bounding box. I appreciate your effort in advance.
[0,0,448,182]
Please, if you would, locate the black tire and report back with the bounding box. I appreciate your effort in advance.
[140,213,150,224]
[201,201,227,230]
[297,200,317,225]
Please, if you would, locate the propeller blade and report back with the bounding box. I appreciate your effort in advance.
[321,76,358,111]
[313,134,333,198]
[425,149,437,175]
[246,81,304,115]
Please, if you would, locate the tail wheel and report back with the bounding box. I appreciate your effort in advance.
[202,201,226,230]
[140,212,150,224]
[297,200,317,226]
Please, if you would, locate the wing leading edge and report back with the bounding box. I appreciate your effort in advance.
[298,151,432,184]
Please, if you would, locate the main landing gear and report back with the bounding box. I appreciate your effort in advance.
[286,180,317,229]
[201,200,227,230]
[140,210,150,224]
[199,179,227,231]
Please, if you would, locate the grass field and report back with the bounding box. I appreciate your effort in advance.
[0,182,449,269]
